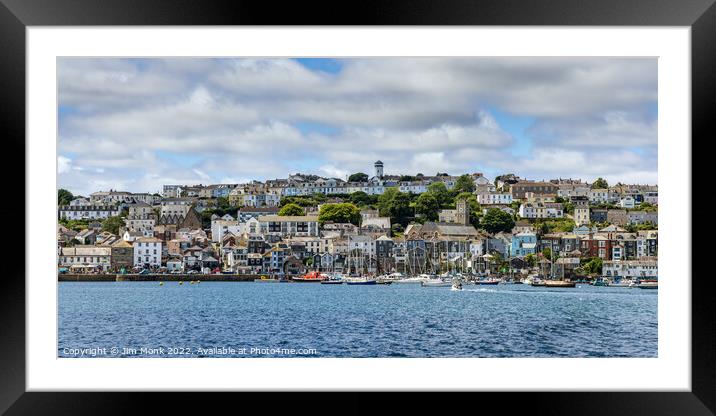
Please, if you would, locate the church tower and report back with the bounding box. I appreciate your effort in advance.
[374,160,384,179]
[456,198,470,226]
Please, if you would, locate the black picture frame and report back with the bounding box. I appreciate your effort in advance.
[1,0,712,414]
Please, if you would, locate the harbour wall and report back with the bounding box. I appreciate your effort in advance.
[58,274,266,282]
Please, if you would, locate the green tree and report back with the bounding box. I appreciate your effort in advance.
[58,189,74,206]
[454,174,476,194]
[348,191,377,207]
[414,193,440,221]
[399,175,415,182]
[59,219,90,232]
[377,187,413,227]
[580,257,603,275]
[638,202,658,212]
[562,201,575,215]
[101,216,125,235]
[279,203,306,216]
[427,182,451,207]
[216,196,232,210]
[318,203,361,225]
[481,208,515,234]
[348,172,369,182]
[525,253,537,267]
[591,177,609,189]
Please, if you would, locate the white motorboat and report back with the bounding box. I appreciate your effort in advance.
[608,279,635,287]
[421,277,452,287]
[394,274,431,284]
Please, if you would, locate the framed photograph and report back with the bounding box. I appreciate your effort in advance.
[3,0,713,413]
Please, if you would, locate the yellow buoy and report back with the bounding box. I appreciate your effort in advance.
[159,282,164,286]
[179,281,183,285]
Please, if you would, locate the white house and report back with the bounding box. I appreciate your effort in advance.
[348,235,376,257]
[132,237,163,268]
[619,196,636,209]
[258,215,319,237]
[211,218,244,242]
[477,192,513,205]
[518,203,563,219]
[602,259,658,279]
[59,205,121,220]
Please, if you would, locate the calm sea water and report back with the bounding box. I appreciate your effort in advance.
[58,282,657,358]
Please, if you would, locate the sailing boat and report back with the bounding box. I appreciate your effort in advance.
[344,248,377,285]
[543,248,576,288]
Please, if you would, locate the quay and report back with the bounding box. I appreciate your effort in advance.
[59,273,261,282]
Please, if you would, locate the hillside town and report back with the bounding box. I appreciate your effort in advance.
[57,161,658,281]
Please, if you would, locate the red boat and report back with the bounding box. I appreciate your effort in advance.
[291,271,326,283]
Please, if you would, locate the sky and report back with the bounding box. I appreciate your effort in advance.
[58,57,657,196]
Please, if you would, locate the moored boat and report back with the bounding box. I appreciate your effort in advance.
[344,276,377,285]
[394,274,431,284]
[543,280,576,288]
[608,279,635,287]
[591,277,609,286]
[636,279,658,289]
[292,271,326,283]
[530,277,546,287]
[254,275,280,283]
[475,278,500,285]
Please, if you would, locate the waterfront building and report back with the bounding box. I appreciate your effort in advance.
[132,237,163,268]
[109,240,134,271]
[348,235,376,257]
[603,259,658,279]
[59,245,112,272]
[510,232,537,257]
[579,235,612,260]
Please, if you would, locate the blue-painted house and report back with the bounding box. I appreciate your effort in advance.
[510,232,537,257]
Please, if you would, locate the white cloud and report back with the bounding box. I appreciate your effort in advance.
[57,156,72,174]
[57,57,658,193]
